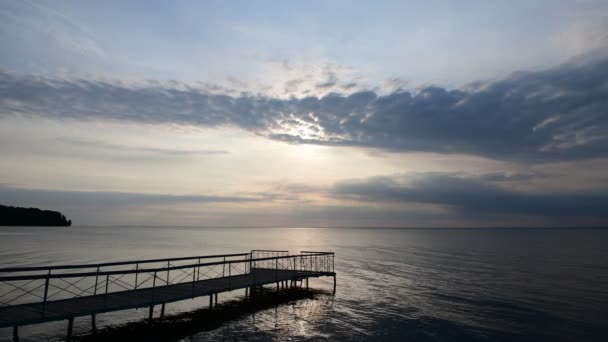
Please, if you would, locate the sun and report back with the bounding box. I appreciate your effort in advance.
[296,143,325,159]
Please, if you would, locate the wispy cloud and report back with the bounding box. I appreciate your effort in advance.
[0,185,264,207]
[0,0,106,75]
[56,137,229,156]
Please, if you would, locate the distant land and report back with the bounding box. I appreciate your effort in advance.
[0,204,72,226]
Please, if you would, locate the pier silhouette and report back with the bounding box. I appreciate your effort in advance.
[0,250,335,341]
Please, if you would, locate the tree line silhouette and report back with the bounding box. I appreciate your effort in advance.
[0,204,72,226]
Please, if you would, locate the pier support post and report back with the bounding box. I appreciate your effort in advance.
[209,294,213,309]
[67,317,74,342]
[148,305,154,321]
[12,326,18,342]
[91,314,96,331]
[306,278,309,289]
[245,287,248,297]
[215,293,218,306]
[333,275,336,293]
[160,303,165,320]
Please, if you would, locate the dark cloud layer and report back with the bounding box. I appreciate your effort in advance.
[2,57,608,162]
[331,173,608,221]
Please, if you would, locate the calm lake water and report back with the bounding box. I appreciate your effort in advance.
[1,227,607,341]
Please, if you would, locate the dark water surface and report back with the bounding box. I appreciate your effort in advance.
[1,227,607,341]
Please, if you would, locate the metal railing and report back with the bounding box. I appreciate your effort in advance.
[0,251,334,309]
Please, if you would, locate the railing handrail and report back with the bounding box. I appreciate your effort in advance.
[0,252,251,273]
[0,252,335,281]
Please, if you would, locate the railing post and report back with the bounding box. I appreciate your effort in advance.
[93,266,100,295]
[152,271,157,304]
[42,269,51,315]
[249,252,253,274]
[103,273,109,308]
[166,261,170,285]
[192,264,196,297]
[222,257,226,277]
[252,257,256,285]
[197,258,201,281]
[332,254,335,272]
[134,263,138,290]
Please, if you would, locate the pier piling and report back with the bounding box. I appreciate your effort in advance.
[66,317,74,341]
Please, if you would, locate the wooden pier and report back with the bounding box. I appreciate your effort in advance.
[0,250,335,341]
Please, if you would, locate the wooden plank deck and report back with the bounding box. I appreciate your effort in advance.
[0,268,333,328]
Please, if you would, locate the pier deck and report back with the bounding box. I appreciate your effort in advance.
[0,250,335,339]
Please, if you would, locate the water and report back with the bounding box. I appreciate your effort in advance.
[1,227,607,341]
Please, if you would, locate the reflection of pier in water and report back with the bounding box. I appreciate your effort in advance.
[0,250,336,341]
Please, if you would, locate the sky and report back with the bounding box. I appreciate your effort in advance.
[1,0,608,227]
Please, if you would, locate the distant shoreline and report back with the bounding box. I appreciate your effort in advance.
[0,204,72,226]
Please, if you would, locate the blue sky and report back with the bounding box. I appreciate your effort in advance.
[1,1,608,226]
[4,0,607,85]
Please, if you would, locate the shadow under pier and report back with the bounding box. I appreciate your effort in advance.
[74,287,333,342]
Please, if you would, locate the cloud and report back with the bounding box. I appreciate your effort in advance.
[2,56,608,162]
[56,137,229,156]
[0,185,263,208]
[0,184,435,227]
[0,185,273,225]
[2,175,606,227]
[331,172,608,222]
[0,1,106,74]
[478,171,546,182]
